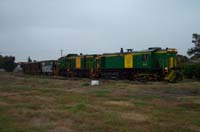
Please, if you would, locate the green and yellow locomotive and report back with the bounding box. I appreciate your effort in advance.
[57,47,180,81]
[58,54,99,77]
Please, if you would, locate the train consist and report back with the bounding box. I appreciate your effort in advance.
[22,47,182,82]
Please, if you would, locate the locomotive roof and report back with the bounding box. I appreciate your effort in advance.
[57,48,177,59]
[102,48,177,56]
[134,48,177,54]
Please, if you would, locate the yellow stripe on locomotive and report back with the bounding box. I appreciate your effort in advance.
[124,54,133,68]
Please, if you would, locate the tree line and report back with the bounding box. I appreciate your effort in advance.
[0,55,16,72]
[188,33,200,59]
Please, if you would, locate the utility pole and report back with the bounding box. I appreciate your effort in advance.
[60,49,63,57]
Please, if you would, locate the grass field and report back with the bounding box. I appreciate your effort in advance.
[0,72,200,132]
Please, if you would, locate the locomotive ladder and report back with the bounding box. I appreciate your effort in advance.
[164,70,183,82]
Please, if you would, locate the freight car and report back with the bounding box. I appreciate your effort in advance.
[22,62,41,75]
[41,60,58,76]
[22,60,58,76]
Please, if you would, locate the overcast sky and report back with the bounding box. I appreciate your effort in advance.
[0,0,200,62]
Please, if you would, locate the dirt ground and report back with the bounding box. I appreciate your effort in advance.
[0,72,200,132]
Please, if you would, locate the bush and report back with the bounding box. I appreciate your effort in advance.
[0,55,16,72]
[184,64,194,78]
[184,64,200,79]
[194,64,200,79]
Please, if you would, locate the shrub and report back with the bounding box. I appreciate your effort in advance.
[184,64,200,79]
[0,55,17,72]
[194,64,200,79]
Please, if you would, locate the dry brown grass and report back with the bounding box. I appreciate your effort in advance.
[120,112,149,122]
[104,101,133,107]
[0,72,200,132]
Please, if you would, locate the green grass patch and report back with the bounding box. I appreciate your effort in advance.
[89,89,112,97]
[14,103,40,110]
[0,115,16,132]
[154,126,199,132]
[134,100,152,107]
[154,106,189,115]
[96,112,135,132]
[128,94,161,100]
[101,112,123,126]
[64,102,87,113]
[29,127,46,132]
[37,88,66,97]
[37,79,49,84]
[29,125,54,132]
[192,118,200,126]
[58,92,90,104]
[178,103,200,111]
[163,87,200,95]
[0,85,32,92]
[0,115,27,132]
[81,82,90,86]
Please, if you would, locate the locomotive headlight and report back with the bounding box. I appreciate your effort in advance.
[164,67,168,73]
